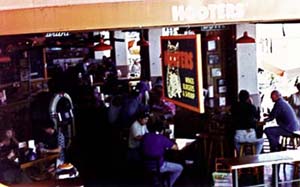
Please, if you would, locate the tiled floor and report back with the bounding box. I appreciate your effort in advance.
[9,163,300,187]
[8,120,300,187]
[11,158,300,187]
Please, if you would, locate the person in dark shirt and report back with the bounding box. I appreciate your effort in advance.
[38,119,65,166]
[231,90,264,154]
[264,90,300,152]
[141,122,183,187]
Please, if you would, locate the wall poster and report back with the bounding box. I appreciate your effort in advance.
[160,34,204,113]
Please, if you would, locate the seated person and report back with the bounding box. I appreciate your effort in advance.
[149,83,176,120]
[4,128,19,146]
[37,119,65,167]
[264,90,300,152]
[0,128,31,185]
[127,111,150,163]
[231,90,264,155]
[141,122,183,187]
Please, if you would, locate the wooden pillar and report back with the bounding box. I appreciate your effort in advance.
[139,29,150,80]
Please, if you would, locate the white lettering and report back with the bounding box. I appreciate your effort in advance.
[45,32,70,37]
[171,3,245,22]
[198,6,210,20]
[172,5,185,21]
[207,4,217,20]
[235,3,245,18]
[225,3,235,19]
[217,3,226,20]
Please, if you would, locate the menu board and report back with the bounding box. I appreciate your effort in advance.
[161,34,204,113]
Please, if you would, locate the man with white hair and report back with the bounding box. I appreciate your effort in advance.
[264,90,300,152]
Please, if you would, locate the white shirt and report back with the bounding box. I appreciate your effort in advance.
[128,120,148,149]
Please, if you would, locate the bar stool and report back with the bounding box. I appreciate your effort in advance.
[237,142,260,183]
[280,133,300,174]
[195,132,209,159]
[280,135,299,151]
[238,142,256,157]
[143,157,171,187]
[208,119,227,160]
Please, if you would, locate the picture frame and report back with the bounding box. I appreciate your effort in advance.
[208,54,219,65]
[218,86,227,93]
[207,40,217,51]
[217,79,226,86]
[211,67,222,77]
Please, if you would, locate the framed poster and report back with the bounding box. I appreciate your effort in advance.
[160,34,204,113]
[208,54,219,65]
[207,40,216,51]
[211,67,221,77]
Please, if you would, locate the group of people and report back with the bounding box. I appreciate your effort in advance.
[127,111,183,187]
[0,119,66,185]
[0,127,31,184]
[107,78,176,128]
[232,86,300,156]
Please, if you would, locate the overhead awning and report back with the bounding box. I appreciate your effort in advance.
[261,62,300,79]
[1,0,300,35]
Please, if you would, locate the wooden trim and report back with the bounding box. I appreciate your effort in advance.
[20,153,59,169]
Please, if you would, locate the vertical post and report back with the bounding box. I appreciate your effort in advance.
[139,29,150,80]
[42,47,47,80]
[232,169,239,187]
[274,164,279,187]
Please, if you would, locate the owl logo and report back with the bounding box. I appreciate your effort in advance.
[166,40,182,98]
[167,40,179,52]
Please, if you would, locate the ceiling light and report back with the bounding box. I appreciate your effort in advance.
[236,32,255,43]
[137,29,149,47]
[94,38,112,51]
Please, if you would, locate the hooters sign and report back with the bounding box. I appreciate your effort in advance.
[161,34,204,113]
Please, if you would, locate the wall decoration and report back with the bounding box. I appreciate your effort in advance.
[161,34,204,113]
[207,40,217,51]
[208,54,219,65]
[218,86,227,93]
[211,67,222,77]
[219,96,226,106]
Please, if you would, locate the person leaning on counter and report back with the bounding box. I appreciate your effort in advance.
[37,119,65,166]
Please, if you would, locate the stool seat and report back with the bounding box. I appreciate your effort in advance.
[143,157,171,187]
[238,142,257,157]
[195,132,209,159]
[236,142,260,183]
[280,133,300,174]
[280,134,300,151]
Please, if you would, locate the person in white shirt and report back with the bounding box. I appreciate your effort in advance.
[127,111,149,163]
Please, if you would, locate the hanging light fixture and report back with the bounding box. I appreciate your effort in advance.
[94,37,113,51]
[205,31,220,41]
[0,48,11,63]
[0,56,11,63]
[236,32,255,43]
[137,29,149,47]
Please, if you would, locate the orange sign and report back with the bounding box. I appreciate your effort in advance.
[161,34,204,113]
[1,0,300,35]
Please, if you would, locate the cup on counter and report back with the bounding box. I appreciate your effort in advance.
[169,124,175,139]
